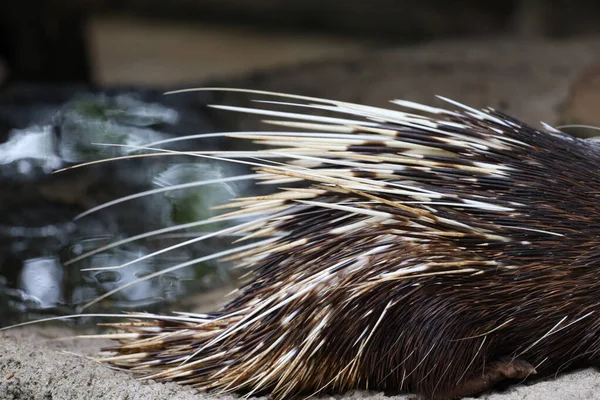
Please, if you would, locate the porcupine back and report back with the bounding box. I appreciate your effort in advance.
[92,89,600,399]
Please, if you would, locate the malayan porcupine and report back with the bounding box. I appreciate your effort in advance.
[27,88,600,399]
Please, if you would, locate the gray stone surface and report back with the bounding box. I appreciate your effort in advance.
[2,326,600,400]
[0,327,217,400]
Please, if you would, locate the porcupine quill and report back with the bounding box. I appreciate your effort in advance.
[12,88,600,399]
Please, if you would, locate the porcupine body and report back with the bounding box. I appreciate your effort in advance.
[96,89,600,400]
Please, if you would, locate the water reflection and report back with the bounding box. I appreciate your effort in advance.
[0,126,62,178]
[0,91,244,326]
[18,257,65,309]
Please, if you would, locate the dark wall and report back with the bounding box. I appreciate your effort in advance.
[2,0,600,84]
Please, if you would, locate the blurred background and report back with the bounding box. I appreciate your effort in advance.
[4,0,600,87]
[2,0,600,326]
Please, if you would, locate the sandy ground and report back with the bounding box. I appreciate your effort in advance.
[2,325,600,400]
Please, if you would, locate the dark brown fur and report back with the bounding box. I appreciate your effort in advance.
[94,91,600,399]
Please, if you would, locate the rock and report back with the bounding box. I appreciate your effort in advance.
[560,66,600,138]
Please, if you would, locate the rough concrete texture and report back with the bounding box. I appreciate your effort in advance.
[1,328,204,400]
[2,326,600,400]
[4,36,600,399]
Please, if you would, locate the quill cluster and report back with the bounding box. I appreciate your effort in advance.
[81,89,600,399]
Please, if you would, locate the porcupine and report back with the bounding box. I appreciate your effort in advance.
[77,88,600,400]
